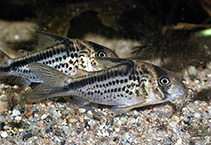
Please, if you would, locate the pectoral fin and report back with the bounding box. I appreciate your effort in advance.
[75,69,89,77]
[71,97,90,107]
[110,99,148,115]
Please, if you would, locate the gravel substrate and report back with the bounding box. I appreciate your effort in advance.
[0,63,210,144]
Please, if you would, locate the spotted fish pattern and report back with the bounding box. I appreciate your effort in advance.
[0,31,118,85]
[25,58,187,114]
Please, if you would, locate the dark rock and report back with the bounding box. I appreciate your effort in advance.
[0,122,4,131]
[23,132,33,140]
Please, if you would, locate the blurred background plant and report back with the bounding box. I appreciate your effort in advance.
[0,0,211,72]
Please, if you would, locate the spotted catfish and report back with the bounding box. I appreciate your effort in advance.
[24,58,187,114]
[0,31,118,86]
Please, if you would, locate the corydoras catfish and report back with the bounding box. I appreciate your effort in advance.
[0,31,118,86]
[24,58,187,114]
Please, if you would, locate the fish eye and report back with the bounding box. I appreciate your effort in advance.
[158,76,171,87]
[97,50,107,58]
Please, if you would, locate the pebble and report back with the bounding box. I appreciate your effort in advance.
[19,129,23,132]
[12,109,20,116]
[41,114,48,120]
[54,136,61,142]
[0,123,4,131]
[188,66,198,75]
[194,112,201,118]
[120,116,127,123]
[23,133,33,140]
[115,127,120,132]
[171,115,179,121]
[0,116,5,122]
[3,126,10,130]
[147,128,153,134]
[71,131,75,137]
[15,116,22,121]
[87,110,93,116]
[175,137,182,145]
[1,131,8,138]
[79,117,84,122]
[69,118,78,124]
[88,120,95,128]
[79,108,86,113]
[13,85,19,89]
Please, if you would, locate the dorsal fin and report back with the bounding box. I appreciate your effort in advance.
[95,58,135,69]
[34,31,71,51]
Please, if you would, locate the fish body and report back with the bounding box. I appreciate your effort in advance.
[0,31,118,85]
[25,58,187,114]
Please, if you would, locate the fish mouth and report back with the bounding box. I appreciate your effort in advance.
[166,85,188,102]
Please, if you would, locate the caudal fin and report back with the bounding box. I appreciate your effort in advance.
[0,49,13,66]
[0,49,13,74]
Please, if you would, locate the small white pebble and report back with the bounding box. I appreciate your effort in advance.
[13,85,19,89]
[78,108,86,113]
[1,131,8,138]
[12,109,20,116]
[187,66,198,75]
[206,73,211,78]
[3,126,10,130]
[54,136,61,142]
[87,110,93,116]
[194,112,201,118]
[69,118,78,124]
[115,127,120,132]
[19,129,23,132]
[15,116,22,121]
[71,131,75,137]
[88,120,95,128]
[41,114,48,120]
[14,34,20,40]
[34,113,39,118]
[120,116,127,123]
[147,128,153,134]
[175,137,182,145]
